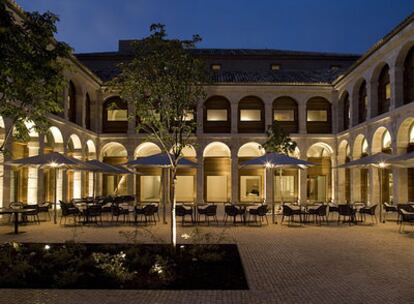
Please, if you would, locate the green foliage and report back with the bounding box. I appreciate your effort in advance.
[0,0,71,153]
[110,23,207,167]
[262,121,297,154]
[92,251,136,283]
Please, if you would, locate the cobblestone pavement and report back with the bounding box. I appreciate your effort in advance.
[0,215,413,304]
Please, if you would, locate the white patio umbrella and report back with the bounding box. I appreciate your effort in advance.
[240,152,314,223]
[6,152,94,224]
[336,152,395,222]
[124,153,197,224]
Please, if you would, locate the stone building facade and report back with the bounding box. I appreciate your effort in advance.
[1,5,414,207]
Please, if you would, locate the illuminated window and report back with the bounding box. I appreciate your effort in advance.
[107,109,128,121]
[207,176,227,202]
[275,176,295,201]
[307,110,327,122]
[382,131,391,149]
[140,176,161,201]
[409,124,414,143]
[240,109,261,121]
[207,109,227,121]
[385,83,391,100]
[183,111,194,121]
[176,176,194,201]
[274,110,294,121]
[271,64,281,71]
[362,139,369,155]
[211,64,221,71]
[240,176,261,202]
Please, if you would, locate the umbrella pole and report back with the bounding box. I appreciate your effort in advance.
[272,168,277,224]
[379,167,383,223]
[54,168,57,224]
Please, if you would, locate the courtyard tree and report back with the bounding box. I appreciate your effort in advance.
[262,121,297,204]
[262,121,297,154]
[0,0,71,154]
[110,24,207,246]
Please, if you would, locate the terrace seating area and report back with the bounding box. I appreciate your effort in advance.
[1,196,414,234]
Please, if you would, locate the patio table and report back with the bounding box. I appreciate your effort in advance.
[233,203,261,224]
[0,208,36,234]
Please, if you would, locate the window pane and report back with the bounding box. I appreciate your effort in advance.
[176,176,194,201]
[385,83,391,100]
[183,111,194,121]
[382,131,391,149]
[107,109,128,121]
[240,176,261,202]
[240,109,261,121]
[274,110,294,121]
[207,176,227,202]
[140,176,161,201]
[207,109,227,121]
[307,110,327,122]
[275,176,295,201]
[410,125,414,143]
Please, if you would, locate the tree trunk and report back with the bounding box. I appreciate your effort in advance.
[169,167,177,247]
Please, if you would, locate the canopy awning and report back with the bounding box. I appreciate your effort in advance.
[240,152,314,169]
[124,153,196,167]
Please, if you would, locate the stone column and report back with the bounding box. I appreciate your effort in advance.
[231,146,239,203]
[27,141,40,203]
[390,66,404,110]
[81,93,87,128]
[61,146,68,203]
[368,167,379,205]
[127,151,135,196]
[299,169,307,204]
[76,91,84,126]
[265,167,273,204]
[96,90,104,133]
[196,145,204,204]
[264,100,273,130]
[298,99,307,134]
[351,169,360,203]
[367,80,378,119]
[230,101,238,134]
[196,99,203,136]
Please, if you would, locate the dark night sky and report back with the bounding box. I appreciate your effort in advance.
[16,0,414,55]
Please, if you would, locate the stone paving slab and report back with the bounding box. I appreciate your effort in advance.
[0,218,412,304]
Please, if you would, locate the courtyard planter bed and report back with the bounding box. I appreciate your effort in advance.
[0,242,248,290]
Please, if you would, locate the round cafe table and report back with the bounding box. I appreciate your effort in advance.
[0,208,36,234]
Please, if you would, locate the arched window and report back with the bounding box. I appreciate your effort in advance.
[362,138,369,156]
[238,96,264,133]
[306,97,331,134]
[103,97,128,133]
[358,81,368,123]
[404,47,414,105]
[203,96,231,133]
[409,123,414,144]
[85,93,91,130]
[341,92,350,131]
[382,130,392,153]
[68,81,77,123]
[273,97,298,134]
[377,65,391,115]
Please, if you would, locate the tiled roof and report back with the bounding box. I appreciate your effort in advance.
[208,69,345,84]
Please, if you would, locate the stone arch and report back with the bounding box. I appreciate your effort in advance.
[237,142,264,157]
[371,126,391,153]
[306,142,333,158]
[397,117,414,149]
[352,134,368,159]
[203,141,231,158]
[134,142,161,158]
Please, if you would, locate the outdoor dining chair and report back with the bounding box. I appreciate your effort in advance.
[247,204,269,225]
[383,202,398,222]
[337,204,356,225]
[224,204,245,225]
[111,204,129,223]
[281,204,302,224]
[37,202,51,221]
[22,204,40,224]
[197,204,218,225]
[59,200,81,225]
[398,209,414,233]
[176,205,194,225]
[84,204,103,224]
[358,204,378,224]
[307,204,328,225]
